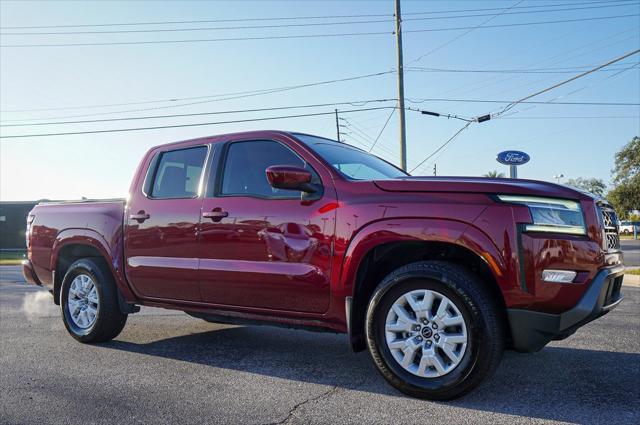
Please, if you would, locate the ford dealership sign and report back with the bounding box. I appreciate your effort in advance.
[496,150,530,165]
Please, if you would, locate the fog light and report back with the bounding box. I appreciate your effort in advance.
[542,269,577,283]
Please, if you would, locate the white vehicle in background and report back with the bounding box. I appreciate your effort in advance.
[619,220,640,235]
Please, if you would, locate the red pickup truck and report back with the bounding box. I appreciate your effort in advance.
[23,130,624,400]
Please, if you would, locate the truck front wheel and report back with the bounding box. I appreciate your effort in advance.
[60,258,127,343]
[365,261,505,400]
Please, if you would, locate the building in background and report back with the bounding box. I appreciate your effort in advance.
[0,201,37,253]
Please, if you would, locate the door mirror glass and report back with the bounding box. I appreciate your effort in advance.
[266,165,316,193]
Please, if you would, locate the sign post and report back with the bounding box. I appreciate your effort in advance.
[497,151,530,179]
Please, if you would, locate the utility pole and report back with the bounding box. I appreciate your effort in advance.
[394,0,407,171]
[335,109,341,142]
[433,164,437,176]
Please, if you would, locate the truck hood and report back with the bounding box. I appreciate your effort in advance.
[374,177,591,200]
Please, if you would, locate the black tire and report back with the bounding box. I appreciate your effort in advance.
[60,258,127,343]
[622,229,630,235]
[365,261,505,400]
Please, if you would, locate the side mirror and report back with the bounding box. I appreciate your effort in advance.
[266,165,317,193]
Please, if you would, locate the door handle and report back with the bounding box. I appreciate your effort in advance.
[202,209,228,222]
[130,211,150,223]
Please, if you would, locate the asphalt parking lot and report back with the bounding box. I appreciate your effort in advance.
[621,239,640,267]
[1,266,638,425]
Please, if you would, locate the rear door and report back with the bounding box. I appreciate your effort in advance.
[124,144,209,301]
[198,138,337,313]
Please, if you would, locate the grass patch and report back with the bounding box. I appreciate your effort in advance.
[626,269,640,276]
[0,258,23,265]
[0,251,25,266]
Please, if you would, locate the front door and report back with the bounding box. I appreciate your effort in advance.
[124,144,208,301]
[198,139,336,313]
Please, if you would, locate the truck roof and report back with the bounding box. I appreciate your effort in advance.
[148,130,320,151]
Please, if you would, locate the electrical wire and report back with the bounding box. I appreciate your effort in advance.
[3,14,637,48]
[408,0,524,64]
[368,109,396,153]
[492,48,640,117]
[5,2,637,35]
[403,13,640,35]
[409,48,640,175]
[408,122,473,174]
[501,115,640,119]
[405,98,639,106]
[0,106,395,139]
[1,0,630,29]
[0,98,397,128]
[497,63,639,118]
[0,71,394,120]
[406,63,638,74]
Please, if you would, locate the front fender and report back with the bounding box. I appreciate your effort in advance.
[335,218,510,299]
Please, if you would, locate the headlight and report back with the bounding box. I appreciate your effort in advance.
[497,195,586,235]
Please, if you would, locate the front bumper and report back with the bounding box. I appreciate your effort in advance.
[507,263,624,353]
[21,260,42,286]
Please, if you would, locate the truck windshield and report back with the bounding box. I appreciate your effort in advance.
[294,134,408,180]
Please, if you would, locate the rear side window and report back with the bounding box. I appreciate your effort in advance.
[150,146,207,199]
[219,140,314,199]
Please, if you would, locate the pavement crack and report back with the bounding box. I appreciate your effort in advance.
[264,385,340,425]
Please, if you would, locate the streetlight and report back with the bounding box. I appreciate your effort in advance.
[553,174,564,183]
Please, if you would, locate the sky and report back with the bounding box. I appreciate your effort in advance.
[1,0,639,201]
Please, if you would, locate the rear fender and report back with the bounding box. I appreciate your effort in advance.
[51,229,137,303]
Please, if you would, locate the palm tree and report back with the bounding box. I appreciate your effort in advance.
[483,170,505,178]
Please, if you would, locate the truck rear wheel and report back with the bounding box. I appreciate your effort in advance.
[60,258,127,343]
[365,261,505,400]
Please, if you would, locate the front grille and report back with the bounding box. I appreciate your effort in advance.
[599,205,620,251]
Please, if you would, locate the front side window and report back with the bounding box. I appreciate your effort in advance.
[294,134,408,180]
[219,140,316,198]
[150,146,207,199]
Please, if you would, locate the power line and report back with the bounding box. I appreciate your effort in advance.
[501,115,640,119]
[3,14,637,48]
[1,0,630,29]
[0,106,395,139]
[0,71,394,120]
[5,2,637,35]
[0,98,397,127]
[5,96,635,126]
[420,26,638,107]
[408,107,475,123]
[2,64,633,116]
[492,48,640,117]
[368,109,396,153]
[0,18,395,35]
[406,63,638,74]
[409,0,524,64]
[0,30,391,48]
[496,62,639,118]
[405,0,637,16]
[405,98,640,106]
[409,122,473,174]
[403,13,639,34]
[409,48,640,174]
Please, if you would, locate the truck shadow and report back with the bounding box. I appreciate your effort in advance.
[103,324,639,423]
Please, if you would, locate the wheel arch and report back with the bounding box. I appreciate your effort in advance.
[339,218,511,352]
[51,229,136,306]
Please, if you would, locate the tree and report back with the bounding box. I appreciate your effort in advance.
[565,177,607,197]
[607,136,640,217]
[483,170,505,178]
